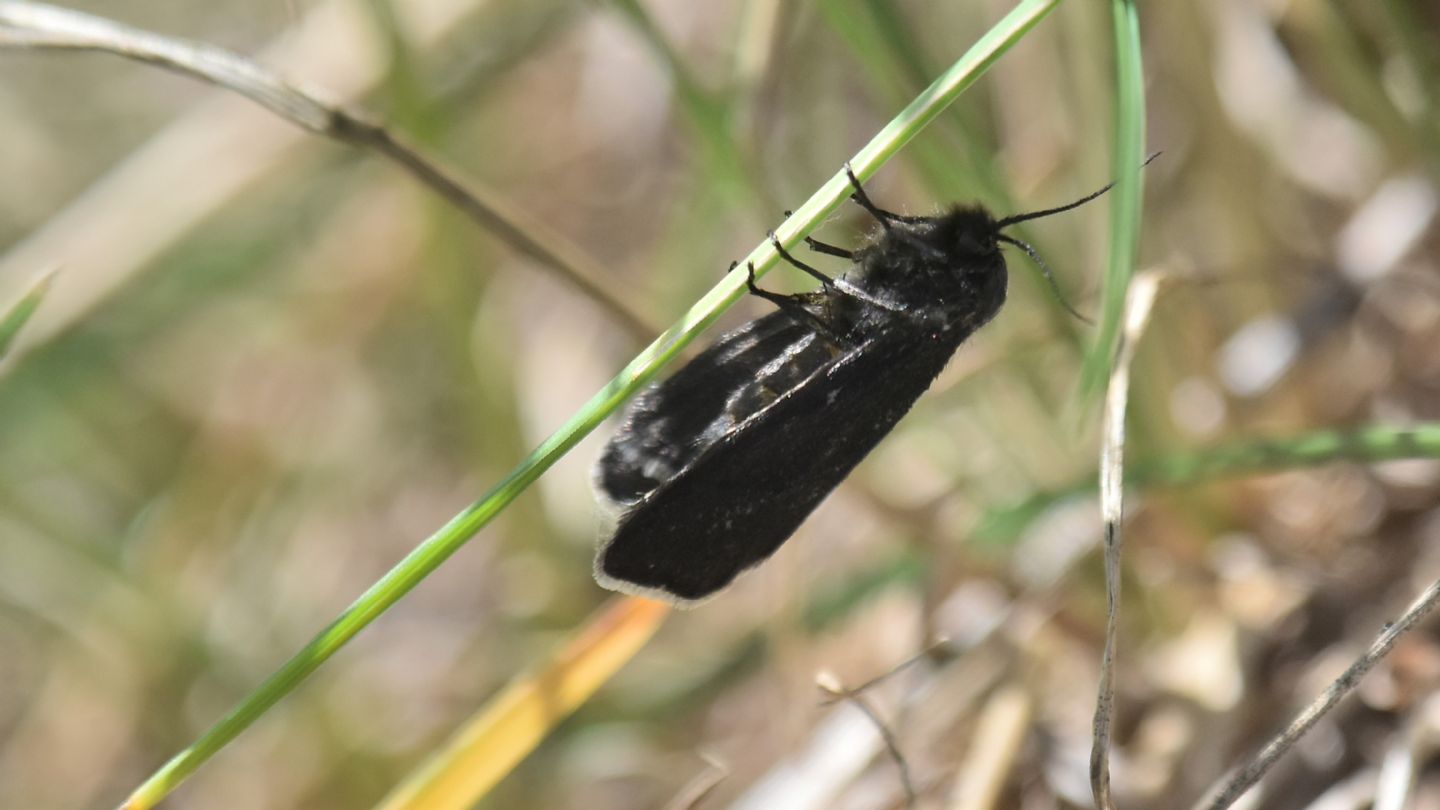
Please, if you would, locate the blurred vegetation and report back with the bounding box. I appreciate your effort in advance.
[1,1,1440,809]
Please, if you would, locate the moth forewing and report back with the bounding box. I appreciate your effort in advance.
[593,312,863,605]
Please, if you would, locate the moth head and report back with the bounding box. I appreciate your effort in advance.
[925,205,1004,270]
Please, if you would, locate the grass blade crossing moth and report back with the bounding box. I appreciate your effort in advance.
[593,166,1120,605]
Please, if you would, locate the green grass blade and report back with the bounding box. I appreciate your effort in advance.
[814,0,1004,204]
[1080,0,1146,396]
[118,2,1063,806]
[0,270,55,361]
[974,423,1440,547]
[607,0,758,203]
[788,0,1060,240]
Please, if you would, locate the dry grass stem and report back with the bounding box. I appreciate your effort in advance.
[660,755,730,810]
[1195,576,1440,810]
[817,671,918,810]
[0,0,656,341]
[947,686,1032,810]
[1091,271,1166,810]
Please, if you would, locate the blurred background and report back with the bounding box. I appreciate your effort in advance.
[2,0,1439,808]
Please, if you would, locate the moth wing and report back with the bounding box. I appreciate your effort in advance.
[596,325,954,604]
[594,309,819,507]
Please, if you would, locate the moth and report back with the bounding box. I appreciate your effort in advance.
[593,166,1115,605]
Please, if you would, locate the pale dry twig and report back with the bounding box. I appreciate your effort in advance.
[1091,270,1166,810]
[1194,577,1440,810]
[817,671,918,810]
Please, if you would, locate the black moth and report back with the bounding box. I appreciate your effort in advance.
[593,166,1114,605]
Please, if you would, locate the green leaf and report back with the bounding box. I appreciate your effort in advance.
[0,270,56,362]
[1080,0,1147,398]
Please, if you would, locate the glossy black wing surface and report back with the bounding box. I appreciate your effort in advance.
[594,308,821,506]
[594,304,964,604]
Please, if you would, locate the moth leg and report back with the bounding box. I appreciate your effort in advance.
[767,229,894,313]
[743,263,846,343]
[844,163,928,227]
[768,231,836,288]
[779,209,856,260]
[804,237,854,260]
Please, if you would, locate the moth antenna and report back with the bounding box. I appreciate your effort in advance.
[993,151,1161,229]
[993,182,1114,229]
[996,233,1092,324]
